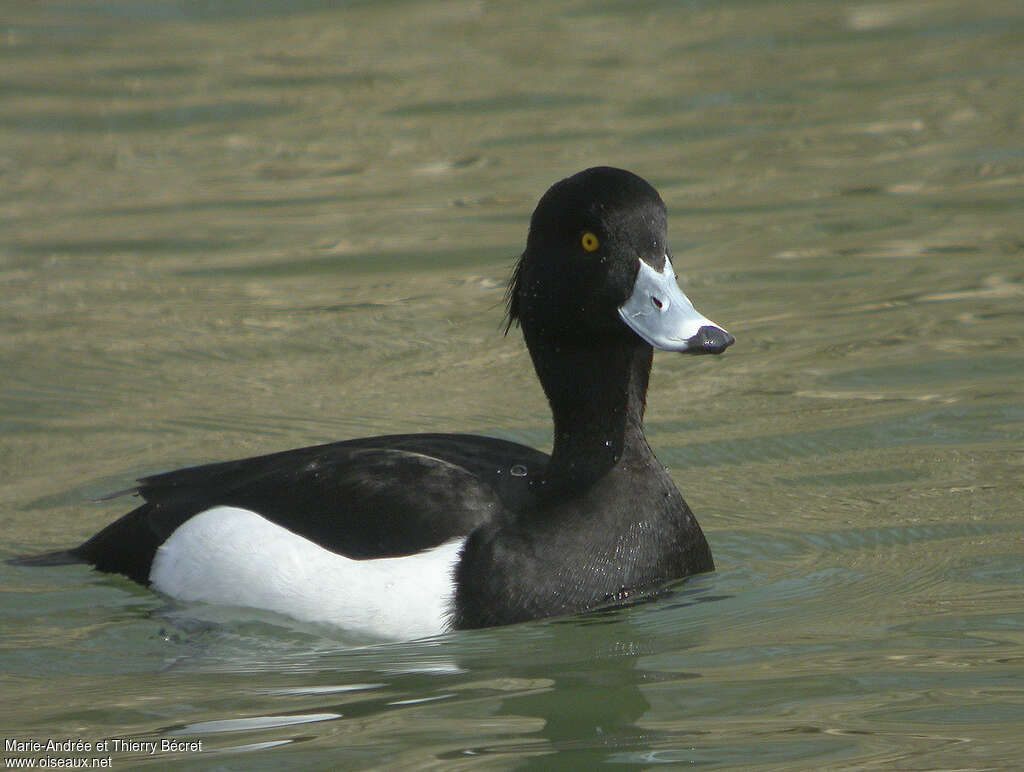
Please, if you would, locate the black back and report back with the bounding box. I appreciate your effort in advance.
[73,434,548,584]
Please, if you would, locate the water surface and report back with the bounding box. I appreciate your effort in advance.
[2,0,1023,768]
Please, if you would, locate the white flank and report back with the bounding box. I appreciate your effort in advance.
[149,506,463,640]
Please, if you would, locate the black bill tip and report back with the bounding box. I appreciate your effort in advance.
[685,325,735,355]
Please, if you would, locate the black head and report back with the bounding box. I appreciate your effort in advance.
[508,167,666,342]
[507,167,733,355]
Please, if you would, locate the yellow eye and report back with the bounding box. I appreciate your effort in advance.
[581,232,599,252]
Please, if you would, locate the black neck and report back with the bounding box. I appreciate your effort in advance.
[525,331,654,494]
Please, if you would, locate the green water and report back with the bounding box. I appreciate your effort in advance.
[2,0,1023,768]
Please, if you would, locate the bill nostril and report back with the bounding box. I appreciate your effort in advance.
[651,296,663,310]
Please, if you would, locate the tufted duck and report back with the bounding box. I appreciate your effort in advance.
[19,167,734,638]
